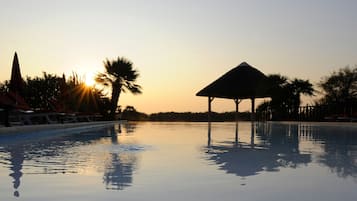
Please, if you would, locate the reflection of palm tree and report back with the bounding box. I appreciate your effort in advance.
[95,57,142,119]
[103,153,137,190]
[103,124,138,190]
[0,126,117,197]
[0,125,139,194]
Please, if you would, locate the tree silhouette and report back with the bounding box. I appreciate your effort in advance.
[289,78,314,117]
[0,80,10,93]
[259,74,314,120]
[24,72,62,110]
[95,57,142,120]
[319,66,357,104]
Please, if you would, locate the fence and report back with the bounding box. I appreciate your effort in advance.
[257,102,357,122]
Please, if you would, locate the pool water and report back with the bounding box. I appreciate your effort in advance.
[0,122,356,201]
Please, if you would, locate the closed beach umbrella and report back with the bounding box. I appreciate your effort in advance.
[0,53,29,126]
[9,52,25,94]
[8,52,29,110]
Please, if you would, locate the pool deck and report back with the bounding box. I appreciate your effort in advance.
[0,120,125,136]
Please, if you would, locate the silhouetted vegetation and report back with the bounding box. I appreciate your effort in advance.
[1,72,111,117]
[95,57,142,120]
[257,74,314,120]
[303,66,357,121]
[148,111,251,122]
[2,52,357,122]
[63,73,111,117]
[318,66,357,105]
[23,72,62,110]
[0,80,10,93]
[115,105,252,122]
[121,106,148,121]
[257,66,357,121]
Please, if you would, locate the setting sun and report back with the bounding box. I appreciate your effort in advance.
[84,72,96,87]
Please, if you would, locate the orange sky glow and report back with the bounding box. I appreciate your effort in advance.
[1,0,357,113]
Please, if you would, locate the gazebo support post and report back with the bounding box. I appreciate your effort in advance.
[235,121,238,146]
[234,99,241,122]
[208,96,214,122]
[208,121,211,147]
[251,97,255,121]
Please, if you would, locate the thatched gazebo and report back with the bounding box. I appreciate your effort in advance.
[196,62,270,121]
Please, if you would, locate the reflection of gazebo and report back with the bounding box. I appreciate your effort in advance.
[205,122,311,177]
[196,62,270,121]
[207,144,311,177]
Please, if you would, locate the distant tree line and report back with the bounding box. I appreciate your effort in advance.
[149,111,251,121]
[119,106,252,122]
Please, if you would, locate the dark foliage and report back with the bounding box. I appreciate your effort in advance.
[257,74,314,120]
[319,66,357,105]
[121,106,148,121]
[24,72,62,110]
[149,111,251,122]
[96,57,142,120]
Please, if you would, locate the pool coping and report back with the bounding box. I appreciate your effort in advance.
[0,121,125,136]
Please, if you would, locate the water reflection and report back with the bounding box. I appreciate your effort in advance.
[205,122,357,181]
[206,122,311,177]
[0,123,140,197]
[103,153,137,190]
[300,124,357,179]
[6,145,24,197]
[103,125,138,190]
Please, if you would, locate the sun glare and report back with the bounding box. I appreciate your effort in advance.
[85,73,96,87]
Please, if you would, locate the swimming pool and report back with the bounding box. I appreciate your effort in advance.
[0,122,356,201]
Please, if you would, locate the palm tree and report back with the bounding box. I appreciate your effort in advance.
[95,57,142,119]
[264,74,314,120]
[288,78,314,118]
[289,79,314,107]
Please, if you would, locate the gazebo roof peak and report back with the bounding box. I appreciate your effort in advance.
[239,61,249,66]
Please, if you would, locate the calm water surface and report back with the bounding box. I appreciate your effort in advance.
[0,122,356,201]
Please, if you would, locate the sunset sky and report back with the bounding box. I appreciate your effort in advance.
[1,0,357,113]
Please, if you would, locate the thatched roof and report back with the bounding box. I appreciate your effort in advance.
[196,62,270,99]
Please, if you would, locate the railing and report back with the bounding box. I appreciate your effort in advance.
[257,103,357,122]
